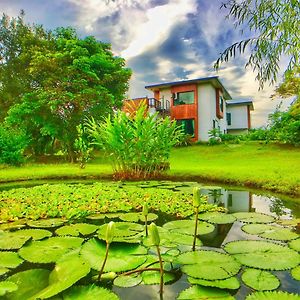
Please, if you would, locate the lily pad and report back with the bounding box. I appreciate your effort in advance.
[19,236,83,263]
[163,220,215,236]
[197,212,236,224]
[232,212,275,223]
[224,240,300,270]
[120,212,158,223]
[5,269,50,300]
[278,218,300,226]
[289,238,300,252]
[242,224,299,241]
[114,274,142,288]
[98,222,144,238]
[63,285,120,300]
[176,250,241,280]
[242,268,280,290]
[0,267,9,275]
[55,223,98,237]
[31,254,90,299]
[291,266,300,281]
[0,281,18,297]
[27,218,65,228]
[245,291,300,300]
[0,251,23,268]
[0,220,26,231]
[177,285,235,300]
[86,213,123,220]
[80,238,147,272]
[14,228,53,241]
[188,276,240,290]
[0,231,30,250]
[142,270,175,285]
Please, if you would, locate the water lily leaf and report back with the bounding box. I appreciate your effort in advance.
[245,291,300,300]
[289,238,300,252]
[5,269,50,300]
[197,212,236,224]
[242,224,299,241]
[0,281,18,296]
[86,213,123,220]
[188,276,240,290]
[177,285,235,300]
[98,222,144,238]
[242,268,280,291]
[114,274,142,287]
[80,238,147,272]
[163,220,215,236]
[224,240,300,270]
[0,220,26,231]
[176,250,241,280]
[31,254,90,299]
[0,251,23,268]
[55,223,98,237]
[19,236,83,263]
[63,285,120,300]
[278,219,300,226]
[120,212,158,223]
[27,218,65,228]
[0,267,9,275]
[142,270,175,285]
[232,212,274,223]
[14,229,52,241]
[0,231,30,250]
[291,266,300,281]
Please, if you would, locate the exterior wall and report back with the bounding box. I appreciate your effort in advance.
[226,105,249,130]
[159,88,172,110]
[227,128,249,135]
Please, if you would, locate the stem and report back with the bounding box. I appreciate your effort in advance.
[192,207,199,251]
[145,215,148,236]
[98,242,110,281]
[156,245,164,296]
[122,267,162,276]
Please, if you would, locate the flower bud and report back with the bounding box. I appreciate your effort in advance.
[143,202,149,216]
[106,221,115,244]
[193,187,201,208]
[149,222,160,246]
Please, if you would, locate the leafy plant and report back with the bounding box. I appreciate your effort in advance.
[246,291,300,300]
[208,128,222,145]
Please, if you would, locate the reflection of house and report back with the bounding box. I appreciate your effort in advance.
[123,76,254,141]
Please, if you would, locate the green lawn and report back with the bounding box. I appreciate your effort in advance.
[0,142,299,196]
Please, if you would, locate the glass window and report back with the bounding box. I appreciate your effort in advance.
[219,96,224,112]
[177,119,195,137]
[174,91,194,105]
[226,112,231,125]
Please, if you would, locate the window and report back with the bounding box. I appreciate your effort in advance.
[219,96,224,113]
[228,194,233,206]
[177,119,195,137]
[226,112,232,125]
[174,91,194,105]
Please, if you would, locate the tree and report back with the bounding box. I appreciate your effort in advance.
[215,0,300,88]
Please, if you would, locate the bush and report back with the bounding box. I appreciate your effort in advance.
[0,125,28,165]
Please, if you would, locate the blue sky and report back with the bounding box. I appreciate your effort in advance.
[0,0,293,127]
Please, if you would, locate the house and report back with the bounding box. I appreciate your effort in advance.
[124,76,254,141]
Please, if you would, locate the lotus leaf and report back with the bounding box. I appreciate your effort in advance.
[114,274,142,287]
[188,276,240,290]
[289,238,300,252]
[278,219,300,226]
[163,220,215,236]
[291,266,300,281]
[63,285,120,300]
[176,250,241,280]
[197,212,236,224]
[242,268,280,290]
[0,281,18,296]
[0,267,9,275]
[245,291,300,300]
[232,212,275,223]
[19,236,83,263]
[142,270,175,285]
[177,285,235,300]
[120,212,158,223]
[27,218,65,228]
[0,220,26,231]
[55,223,98,237]
[14,229,52,240]
[98,222,144,238]
[5,269,50,300]
[242,224,299,241]
[0,231,30,250]
[0,252,23,268]
[224,240,300,270]
[80,238,147,272]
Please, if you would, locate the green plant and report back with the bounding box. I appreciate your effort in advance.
[143,203,149,236]
[208,128,222,145]
[192,187,203,251]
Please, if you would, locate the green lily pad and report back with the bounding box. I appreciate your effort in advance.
[0,231,30,250]
[289,238,300,252]
[245,291,300,300]
[31,254,90,299]
[224,240,300,270]
[232,212,275,223]
[27,218,65,228]
[80,238,147,272]
[14,228,53,241]
[120,212,158,223]
[0,281,18,297]
[242,268,280,291]
[19,236,83,263]
[291,266,300,281]
[63,285,120,300]
[114,274,142,287]
[98,222,144,238]
[242,224,299,241]
[188,276,240,290]
[5,269,50,300]
[86,213,123,220]
[277,218,300,226]
[176,250,241,280]
[163,220,215,236]
[197,212,236,224]
[0,220,26,231]
[0,252,23,268]
[177,285,235,300]
[0,267,9,275]
[55,223,98,237]
[142,270,175,285]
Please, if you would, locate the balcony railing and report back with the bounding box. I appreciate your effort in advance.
[148,98,170,111]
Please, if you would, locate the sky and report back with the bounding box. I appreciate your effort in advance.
[0,0,294,127]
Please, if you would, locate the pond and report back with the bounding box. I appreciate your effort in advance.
[0,181,299,299]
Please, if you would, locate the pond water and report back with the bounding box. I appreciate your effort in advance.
[0,181,299,300]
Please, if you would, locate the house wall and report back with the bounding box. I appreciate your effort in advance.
[226,105,249,130]
[159,88,172,110]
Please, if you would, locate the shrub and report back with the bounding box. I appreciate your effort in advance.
[208,128,222,145]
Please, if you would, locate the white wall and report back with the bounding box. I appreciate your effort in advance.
[227,105,248,130]
[159,88,172,110]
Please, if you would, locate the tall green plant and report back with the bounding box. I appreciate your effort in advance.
[86,105,183,179]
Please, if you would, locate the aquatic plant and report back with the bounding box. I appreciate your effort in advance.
[143,202,149,236]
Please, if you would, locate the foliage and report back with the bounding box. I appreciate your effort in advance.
[188,276,240,290]
[289,238,300,252]
[246,291,300,300]
[232,212,275,223]
[0,252,23,269]
[208,128,222,145]
[197,212,236,224]
[0,282,18,297]
[215,0,300,88]
[86,105,183,179]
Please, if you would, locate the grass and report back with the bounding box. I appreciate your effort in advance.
[0,142,299,196]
